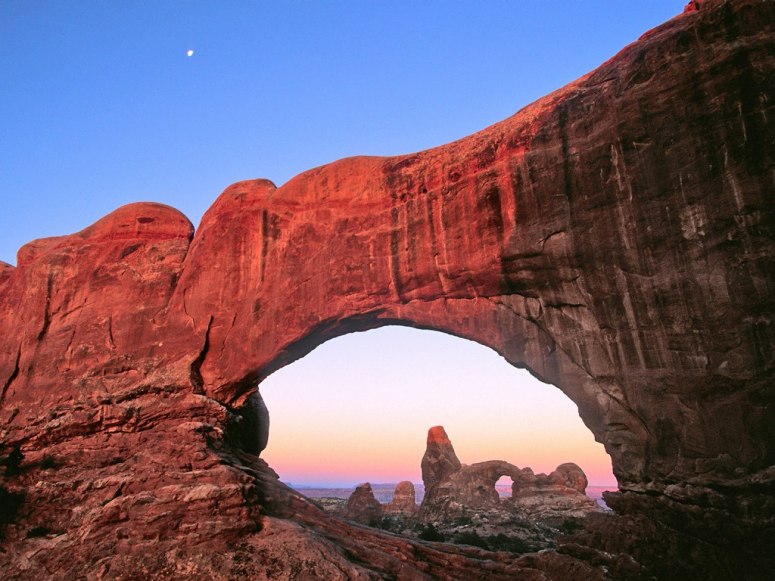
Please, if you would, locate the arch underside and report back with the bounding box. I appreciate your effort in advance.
[253,306,636,485]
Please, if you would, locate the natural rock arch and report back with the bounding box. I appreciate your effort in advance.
[1,1,773,577]
[257,325,609,491]
[177,170,641,482]
[419,426,597,524]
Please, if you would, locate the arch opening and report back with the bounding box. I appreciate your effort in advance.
[496,475,513,499]
[257,326,615,500]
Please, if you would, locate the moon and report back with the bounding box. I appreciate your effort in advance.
[186,49,194,57]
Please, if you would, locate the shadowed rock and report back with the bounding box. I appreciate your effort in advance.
[344,482,383,525]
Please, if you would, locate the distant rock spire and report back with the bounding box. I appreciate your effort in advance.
[385,481,418,517]
[344,482,383,525]
[421,426,462,496]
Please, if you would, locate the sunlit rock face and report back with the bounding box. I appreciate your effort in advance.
[421,426,463,496]
[1,0,773,578]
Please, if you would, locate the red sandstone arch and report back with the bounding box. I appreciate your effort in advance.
[171,167,646,484]
[1,0,772,493]
[1,2,773,577]
[165,1,774,487]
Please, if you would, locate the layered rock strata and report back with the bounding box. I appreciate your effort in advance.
[1,0,774,578]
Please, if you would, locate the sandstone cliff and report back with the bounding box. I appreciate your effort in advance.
[1,1,773,578]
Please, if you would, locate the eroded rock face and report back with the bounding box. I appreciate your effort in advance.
[511,463,598,522]
[421,426,462,498]
[1,1,774,578]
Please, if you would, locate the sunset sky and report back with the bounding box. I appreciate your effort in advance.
[260,327,616,486]
[1,2,686,488]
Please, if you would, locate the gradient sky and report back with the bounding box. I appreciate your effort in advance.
[260,327,615,487]
[2,2,687,487]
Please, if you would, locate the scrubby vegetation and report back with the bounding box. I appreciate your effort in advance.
[0,486,24,537]
[418,523,445,542]
[3,446,24,476]
[451,530,536,553]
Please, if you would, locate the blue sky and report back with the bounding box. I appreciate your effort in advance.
[1,2,686,486]
[1,1,684,265]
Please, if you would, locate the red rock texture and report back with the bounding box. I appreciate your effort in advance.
[421,426,463,498]
[1,0,774,578]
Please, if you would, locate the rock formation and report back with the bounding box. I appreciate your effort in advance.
[385,480,418,517]
[421,426,462,497]
[337,430,592,541]
[419,426,598,523]
[1,1,774,578]
[343,482,383,525]
[511,463,598,522]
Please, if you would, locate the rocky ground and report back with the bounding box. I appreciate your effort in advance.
[316,494,603,554]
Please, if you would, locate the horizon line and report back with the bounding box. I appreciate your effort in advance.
[284,481,619,488]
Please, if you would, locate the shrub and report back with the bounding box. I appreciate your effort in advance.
[559,518,584,534]
[488,533,533,554]
[378,516,402,532]
[3,446,24,476]
[453,530,489,549]
[0,486,24,535]
[27,526,50,538]
[418,523,445,542]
